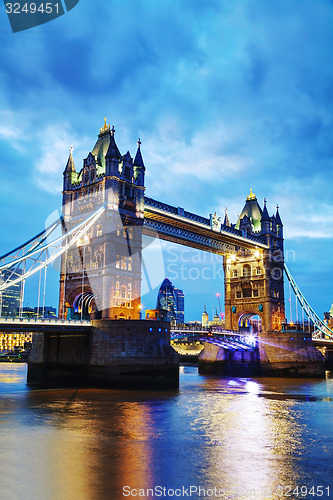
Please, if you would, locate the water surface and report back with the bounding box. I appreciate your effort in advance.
[0,364,332,500]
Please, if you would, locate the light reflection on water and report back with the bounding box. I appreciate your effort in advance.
[0,364,333,500]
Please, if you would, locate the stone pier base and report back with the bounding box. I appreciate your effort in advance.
[258,331,325,377]
[27,320,179,389]
[197,331,325,378]
[198,343,259,376]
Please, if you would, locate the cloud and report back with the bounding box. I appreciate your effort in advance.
[0,0,332,318]
[33,123,89,194]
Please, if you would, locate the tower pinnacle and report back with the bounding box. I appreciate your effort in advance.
[100,116,110,134]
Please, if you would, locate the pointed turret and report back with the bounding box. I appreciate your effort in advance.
[236,188,262,232]
[275,204,283,238]
[260,198,270,234]
[223,207,231,227]
[63,145,77,191]
[64,145,76,173]
[202,304,209,327]
[275,205,282,226]
[261,198,270,220]
[105,125,121,177]
[134,138,145,168]
[329,303,333,318]
[92,118,120,170]
[105,125,121,160]
[134,138,145,187]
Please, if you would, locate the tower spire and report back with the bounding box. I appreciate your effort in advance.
[247,188,256,201]
[223,207,231,227]
[64,145,76,173]
[275,204,283,226]
[100,116,110,134]
[134,137,145,168]
[105,125,121,159]
[261,198,270,220]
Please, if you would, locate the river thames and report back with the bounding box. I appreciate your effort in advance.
[0,363,332,500]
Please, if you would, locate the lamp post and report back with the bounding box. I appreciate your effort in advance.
[139,304,143,320]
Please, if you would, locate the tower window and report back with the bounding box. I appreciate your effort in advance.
[256,267,261,275]
[236,291,242,299]
[253,289,259,297]
[243,264,251,278]
[243,288,252,298]
[233,270,238,278]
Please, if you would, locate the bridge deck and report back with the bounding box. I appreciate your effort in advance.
[144,197,268,253]
[0,318,92,333]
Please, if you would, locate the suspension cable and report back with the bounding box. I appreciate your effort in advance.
[284,263,333,338]
[0,204,106,291]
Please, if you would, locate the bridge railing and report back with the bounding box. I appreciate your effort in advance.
[144,197,266,245]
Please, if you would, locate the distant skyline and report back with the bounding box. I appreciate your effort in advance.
[0,0,332,321]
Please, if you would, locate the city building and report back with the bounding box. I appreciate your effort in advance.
[174,288,184,324]
[0,269,22,317]
[21,306,57,319]
[0,332,32,352]
[201,306,225,328]
[156,278,185,325]
[202,306,209,327]
[144,309,168,321]
[210,308,225,327]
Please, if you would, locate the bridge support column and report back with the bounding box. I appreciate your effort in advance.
[198,342,259,376]
[197,331,325,378]
[324,348,333,371]
[258,331,325,377]
[27,320,179,389]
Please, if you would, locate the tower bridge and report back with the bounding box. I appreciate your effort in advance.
[0,118,332,385]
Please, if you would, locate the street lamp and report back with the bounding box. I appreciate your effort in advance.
[138,304,143,320]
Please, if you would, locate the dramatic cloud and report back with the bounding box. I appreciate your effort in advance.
[0,0,332,318]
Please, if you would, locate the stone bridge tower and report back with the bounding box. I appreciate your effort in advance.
[59,119,145,320]
[224,189,285,333]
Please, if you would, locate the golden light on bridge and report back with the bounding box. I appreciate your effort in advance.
[228,254,237,264]
[76,235,90,247]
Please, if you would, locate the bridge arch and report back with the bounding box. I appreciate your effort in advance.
[67,289,97,319]
[238,312,262,334]
[73,292,96,316]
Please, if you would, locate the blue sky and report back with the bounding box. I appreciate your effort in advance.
[0,0,332,321]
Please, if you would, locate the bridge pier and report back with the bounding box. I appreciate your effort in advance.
[197,330,325,378]
[27,320,179,389]
[324,349,333,371]
[198,342,260,376]
[258,331,325,377]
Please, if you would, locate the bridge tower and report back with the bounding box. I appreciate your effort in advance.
[59,119,146,320]
[224,189,285,333]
